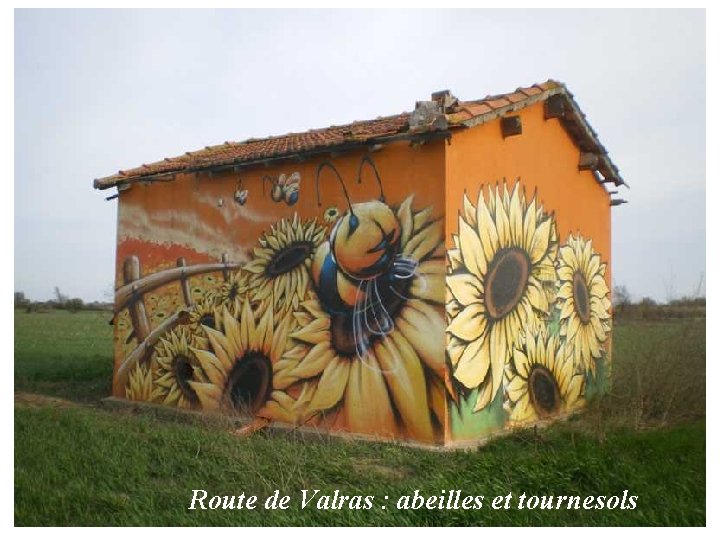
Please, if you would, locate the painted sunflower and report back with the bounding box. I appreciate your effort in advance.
[323,206,340,223]
[282,195,446,442]
[125,363,154,402]
[189,300,306,422]
[556,234,611,376]
[187,293,221,333]
[446,181,558,412]
[243,214,326,316]
[213,270,249,315]
[151,326,209,409]
[504,329,584,424]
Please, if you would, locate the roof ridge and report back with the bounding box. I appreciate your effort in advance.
[94,79,624,189]
[229,111,411,146]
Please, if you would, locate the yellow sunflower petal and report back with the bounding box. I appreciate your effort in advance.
[343,352,398,436]
[476,192,500,262]
[453,338,489,389]
[528,217,553,264]
[397,195,415,249]
[405,219,442,262]
[290,317,330,345]
[395,301,446,379]
[447,335,465,366]
[410,268,445,304]
[564,374,584,408]
[447,303,487,342]
[505,371,528,402]
[509,393,536,423]
[257,399,297,424]
[188,382,222,410]
[493,187,511,244]
[290,341,335,379]
[458,217,487,276]
[446,273,483,306]
[508,183,524,245]
[473,375,495,412]
[513,348,531,379]
[413,206,434,233]
[307,357,351,414]
[523,196,537,250]
[372,335,433,440]
[191,348,228,387]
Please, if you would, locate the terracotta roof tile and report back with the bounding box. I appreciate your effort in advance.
[98,114,409,184]
[462,103,494,116]
[506,92,527,103]
[485,98,512,109]
[95,79,625,189]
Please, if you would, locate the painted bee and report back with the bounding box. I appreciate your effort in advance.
[263,172,301,206]
[233,176,248,206]
[311,157,418,358]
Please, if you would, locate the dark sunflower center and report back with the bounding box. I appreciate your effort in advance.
[573,271,591,324]
[224,352,272,415]
[485,247,531,320]
[266,242,313,277]
[199,314,215,329]
[173,354,199,404]
[227,283,240,301]
[528,365,561,417]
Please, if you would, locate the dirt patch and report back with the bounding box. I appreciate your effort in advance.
[14,392,83,409]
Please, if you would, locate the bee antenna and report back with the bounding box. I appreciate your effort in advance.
[356,154,385,203]
[316,161,358,229]
[261,175,274,196]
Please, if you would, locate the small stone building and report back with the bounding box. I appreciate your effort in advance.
[94,80,627,447]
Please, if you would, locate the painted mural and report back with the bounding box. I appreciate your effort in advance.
[114,155,447,444]
[112,154,611,445]
[447,181,611,440]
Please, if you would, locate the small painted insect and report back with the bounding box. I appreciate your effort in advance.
[311,158,418,358]
[265,172,301,206]
[234,177,249,205]
[234,188,249,205]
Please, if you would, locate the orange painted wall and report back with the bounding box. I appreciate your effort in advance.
[444,101,613,443]
[445,101,611,265]
[112,138,448,444]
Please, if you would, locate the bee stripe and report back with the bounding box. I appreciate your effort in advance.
[318,254,353,315]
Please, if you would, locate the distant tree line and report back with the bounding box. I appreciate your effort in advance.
[612,284,705,321]
[14,287,113,313]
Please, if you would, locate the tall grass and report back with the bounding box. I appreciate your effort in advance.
[585,320,705,432]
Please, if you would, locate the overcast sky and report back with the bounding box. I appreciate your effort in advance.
[14,9,705,302]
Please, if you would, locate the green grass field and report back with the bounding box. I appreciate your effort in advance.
[14,309,706,526]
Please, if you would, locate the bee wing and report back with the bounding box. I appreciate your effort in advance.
[365,278,393,337]
[353,281,371,358]
[286,172,301,187]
